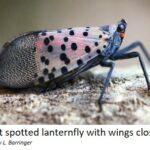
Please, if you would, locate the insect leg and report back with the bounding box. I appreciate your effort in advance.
[114,41,150,62]
[110,51,150,90]
[99,61,115,111]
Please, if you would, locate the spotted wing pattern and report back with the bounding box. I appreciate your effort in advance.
[34,27,110,85]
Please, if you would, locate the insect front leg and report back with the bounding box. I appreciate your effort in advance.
[99,61,115,111]
[110,51,150,90]
[114,41,150,62]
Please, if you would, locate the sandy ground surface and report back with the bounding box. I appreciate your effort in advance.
[0,67,150,124]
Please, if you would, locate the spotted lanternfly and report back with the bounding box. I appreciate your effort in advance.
[0,19,150,110]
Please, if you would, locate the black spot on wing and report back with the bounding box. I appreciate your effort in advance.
[64,58,70,65]
[60,53,67,61]
[61,44,66,51]
[69,30,74,36]
[45,59,49,65]
[71,43,77,51]
[48,45,53,52]
[49,35,54,41]
[60,53,70,65]
[95,42,98,46]
[51,67,56,72]
[103,45,106,48]
[83,31,88,36]
[43,68,49,75]
[41,56,50,65]
[99,35,102,38]
[61,66,68,74]
[85,46,91,53]
[44,38,50,45]
[77,59,83,66]
[41,56,46,62]
[64,37,69,42]
[48,73,55,80]
[96,49,101,54]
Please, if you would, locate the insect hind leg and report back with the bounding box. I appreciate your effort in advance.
[99,61,115,111]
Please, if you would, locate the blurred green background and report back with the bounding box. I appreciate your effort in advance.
[0,0,150,67]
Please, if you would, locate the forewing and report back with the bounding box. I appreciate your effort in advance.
[34,27,110,84]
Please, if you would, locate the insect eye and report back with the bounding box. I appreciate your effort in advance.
[117,24,125,32]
